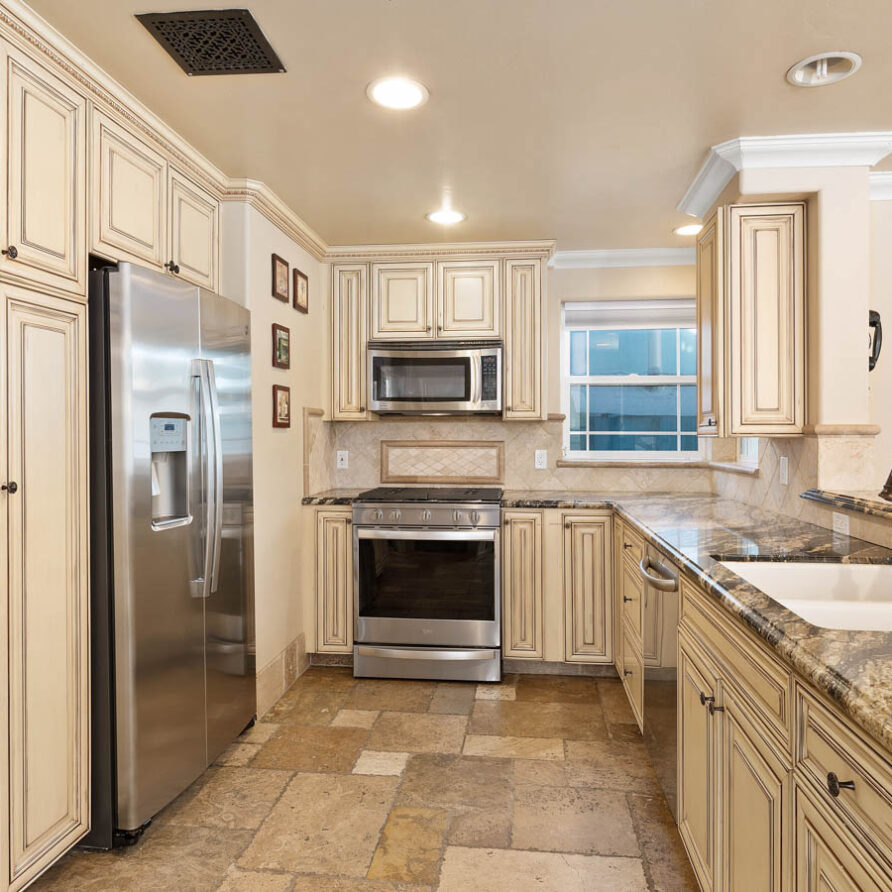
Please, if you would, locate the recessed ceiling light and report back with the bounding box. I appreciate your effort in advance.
[674,223,703,236]
[786,52,861,87]
[426,208,466,225]
[367,76,429,109]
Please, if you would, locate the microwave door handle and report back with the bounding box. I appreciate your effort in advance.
[206,360,224,594]
[472,352,482,406]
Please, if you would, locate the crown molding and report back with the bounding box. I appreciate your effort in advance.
[325,239,556,261]
[679,132,892,218]
[550,247,695,269]
[869,171,892,201]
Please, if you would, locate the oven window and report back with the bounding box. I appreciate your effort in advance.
[357,537,495,621]
[372,356,470,402]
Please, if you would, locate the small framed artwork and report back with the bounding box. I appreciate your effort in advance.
[271,254,289,301]
[272,323,290,369]
[293,268,309,313]
[272,384,291,428]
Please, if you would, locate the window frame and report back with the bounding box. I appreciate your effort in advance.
[561,304,702,463]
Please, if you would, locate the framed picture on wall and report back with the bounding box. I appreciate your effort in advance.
[293,268,309,313]
[273,384,291,428]
[272,323,290,369]
[271,254,289,301]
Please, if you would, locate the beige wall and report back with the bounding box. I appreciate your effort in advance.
[222,202,328,710]
[870,200,892,488]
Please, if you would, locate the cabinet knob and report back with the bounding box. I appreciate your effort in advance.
[2,245,18,259]
[826,772,856,798]
[1,481,17,493]
[699,692,714,707]
[623,669,633,677]
[706,418,717,427]
[165,260,181,275]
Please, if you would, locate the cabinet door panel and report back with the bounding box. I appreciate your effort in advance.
[502,511,543,658]
[1,47,86,295]
[333,265,369,419]
[91,110,167,268]
[168,169,219,290]
[696,212,722,435]
[316,511,353,652]
[6,290,89,886]
[504,259,542,418]
[438,260,500,337]
[563,516,611,662]
[370,262,434,339]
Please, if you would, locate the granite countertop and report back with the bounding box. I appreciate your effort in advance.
[305,488,892,751]
[801,488,892,521]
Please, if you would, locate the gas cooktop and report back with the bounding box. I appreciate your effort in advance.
[356,486,502,504]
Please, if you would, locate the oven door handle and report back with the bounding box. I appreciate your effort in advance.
[355,646,499,662]
[355,528,497,542]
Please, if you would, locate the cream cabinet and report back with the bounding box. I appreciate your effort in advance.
[332,264,369,420]
[0,44,86,297]
[2,286,89,890]
[696,202,806,437]
[504,258,543,419]
[501,510,543,659]
[562,515,612,663]
[437,260,501,338]
[370,262,434,339]
[91,110,220,290]
[315,509,353,653]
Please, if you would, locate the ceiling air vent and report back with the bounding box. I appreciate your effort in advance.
[136,9,285,76]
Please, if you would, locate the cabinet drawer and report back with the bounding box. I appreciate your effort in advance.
[620,560,644,640]
[620,524,645,566]
[681,578,792,747]
[795,685,892,871]
[621,624,644,732]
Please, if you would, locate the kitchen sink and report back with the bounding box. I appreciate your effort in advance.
[717,559,892,632]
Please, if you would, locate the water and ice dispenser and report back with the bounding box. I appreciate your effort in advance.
[150,414,190,527]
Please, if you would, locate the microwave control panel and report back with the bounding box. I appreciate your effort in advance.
[481,356,499,401]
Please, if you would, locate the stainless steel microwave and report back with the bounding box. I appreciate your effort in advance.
[368,340,502,414]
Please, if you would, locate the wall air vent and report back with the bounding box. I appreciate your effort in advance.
[136,9,285,76]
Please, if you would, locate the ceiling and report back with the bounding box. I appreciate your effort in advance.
[26,0,892,250]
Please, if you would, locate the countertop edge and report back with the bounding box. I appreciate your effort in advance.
[801,488,892,521]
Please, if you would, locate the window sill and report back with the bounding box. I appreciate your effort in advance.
[707,461,760,477]
[556,459,709,469]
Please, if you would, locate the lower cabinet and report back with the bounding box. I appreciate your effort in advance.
[563,515,612,663]
[501,511,543,659]
[2,285,89,890]
[315,508,353,653]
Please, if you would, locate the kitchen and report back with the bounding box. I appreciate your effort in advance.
[1,0,892,889]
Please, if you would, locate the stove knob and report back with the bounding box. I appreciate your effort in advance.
[390,509,401,521]
[453,509,462,523]
[470,511,480,526]
[373,509,384,521]
[421,509,432,522]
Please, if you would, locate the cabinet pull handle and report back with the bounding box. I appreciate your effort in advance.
[623,542,634,550]
[623,596,634,603]
[705,418,717,427]
[826,772,856,797]
[699,692,714,707]
[623,669,633,677]
[708,703,724,715]
[2,245,18,259]
[165,260,181,275]
[1,481,17,493]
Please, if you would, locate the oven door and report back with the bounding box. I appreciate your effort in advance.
[354,527,500,647]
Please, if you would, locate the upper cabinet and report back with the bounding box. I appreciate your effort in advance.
[332,264,368,420]
[0,45,86,297]
[91,110,220,291]
[370,262,434,339]
[504,258,543,419]
[438,260,501,338]
[697,201,806,437]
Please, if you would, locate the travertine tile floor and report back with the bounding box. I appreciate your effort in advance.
[35,669,697,891]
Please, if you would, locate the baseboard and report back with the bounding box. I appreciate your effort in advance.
[256,632,309,716]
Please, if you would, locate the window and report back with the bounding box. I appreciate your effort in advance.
[562,299,699,461]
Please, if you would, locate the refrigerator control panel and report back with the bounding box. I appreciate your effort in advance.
[150,417,187,453]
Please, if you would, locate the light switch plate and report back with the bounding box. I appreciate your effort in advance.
[832,511,850,536]
[535,449,547,470]
[336,450,349,469]
[779,456,789,485]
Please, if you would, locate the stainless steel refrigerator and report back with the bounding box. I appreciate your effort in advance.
[85,262,255,847]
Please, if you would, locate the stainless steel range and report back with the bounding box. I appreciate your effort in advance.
[353,487,502,682]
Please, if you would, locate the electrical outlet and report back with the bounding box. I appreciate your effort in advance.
[534,449,547,470]
[832,511,850,537]
[779,456,789,486]
[336,450,349,469]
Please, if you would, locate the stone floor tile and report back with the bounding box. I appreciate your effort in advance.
[215,865,295,891]
[397,753,512,810]
[513,759,569,787]
[162,766,293,829]
[462,734,563,760]
[353,750,410,776]
[608,722,646,744]
[628,792,699,891]
[366,712,467,754]
[214,742,261,767]
[565,738,660,794]
[264,688,347,726]
[292,878,431,891]
[239,773,397,876]
[428,684,477,715]
[469,700,607,740]
[475,683,516,701]
[446,806,512,848]
[437,846,648,892]
[514,674,601,704]
[290,666,358,693]
[511,784,639,856]
[332,708,380,728]
[367,806,449,884]
[343,679,436,713]
[252,725,368,772]
[239,722,280,744]
[598,678,639,725]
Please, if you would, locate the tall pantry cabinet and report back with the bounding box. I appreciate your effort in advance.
[0,32,90,892]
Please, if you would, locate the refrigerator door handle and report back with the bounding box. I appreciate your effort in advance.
[191,359,215,599]
[206,359,224,594]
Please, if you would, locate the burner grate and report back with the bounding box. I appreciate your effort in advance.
[136,9,285,76]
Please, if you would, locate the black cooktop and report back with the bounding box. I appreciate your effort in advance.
[356,486,503,503]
